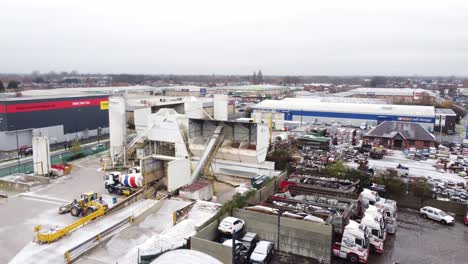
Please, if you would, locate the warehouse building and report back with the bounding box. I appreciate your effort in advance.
[332,87,438,104]
[251,98,435,131]
[0,86,160,152]
[0,95,109,151]
[434,108,457,134]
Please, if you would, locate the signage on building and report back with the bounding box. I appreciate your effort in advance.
[5,97,108,113]
[100,101,109,110]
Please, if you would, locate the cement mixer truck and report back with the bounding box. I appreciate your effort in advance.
[104,166,143,196]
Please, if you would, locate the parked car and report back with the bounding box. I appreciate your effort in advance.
[23,147,33,156]
[250,240,275,264]
[222,239,248,264]
[464,212,468,225]
[240,232,259,256]
[218,217,245,234]
[420,206,455,225]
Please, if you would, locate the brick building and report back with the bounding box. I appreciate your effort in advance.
[363,121,435,149]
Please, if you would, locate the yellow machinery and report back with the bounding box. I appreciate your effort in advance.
[36,192,108,243]
[59,192,108,217]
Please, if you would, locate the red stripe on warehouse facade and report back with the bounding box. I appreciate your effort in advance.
[5,97,108,113]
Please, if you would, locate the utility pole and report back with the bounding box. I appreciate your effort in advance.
[232,229,236,264]
[97,127,101,146]
[277,208,284,252]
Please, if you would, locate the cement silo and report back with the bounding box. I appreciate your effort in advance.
[32,134,51,176]
[109,96,127,166]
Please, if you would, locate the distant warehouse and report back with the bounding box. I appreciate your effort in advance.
[251,98,435,132]
[0,95,109,151]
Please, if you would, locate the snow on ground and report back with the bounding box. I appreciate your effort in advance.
[346,150,466,183]
[106,200,220,264]
[9,199,158,264]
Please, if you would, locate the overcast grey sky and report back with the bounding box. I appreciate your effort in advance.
[1,0,467,75]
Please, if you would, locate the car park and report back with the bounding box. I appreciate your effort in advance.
[218,216,245,235]
[250,240,275,264]
[419,206,455,225]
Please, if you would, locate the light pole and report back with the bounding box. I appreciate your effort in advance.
[277,208,284,252]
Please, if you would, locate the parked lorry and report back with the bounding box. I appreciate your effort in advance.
[360,214,385,253]
[332,220,370,263]
[360,189,397,235]
[104,166,143,195]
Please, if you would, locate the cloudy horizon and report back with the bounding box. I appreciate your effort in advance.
[1,0,467,76]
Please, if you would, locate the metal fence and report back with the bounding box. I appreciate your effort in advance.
[0,142,109,177]
[64,216,133,263]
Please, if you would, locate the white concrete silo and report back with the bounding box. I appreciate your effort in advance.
[32,134,51,176]
[109,96,127,166]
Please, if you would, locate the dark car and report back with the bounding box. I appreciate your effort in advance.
[240,232,259,256]
[23,147,33,156]
[222,239,248,264]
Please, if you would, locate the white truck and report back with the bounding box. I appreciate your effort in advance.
[104,166,143,195]
[360,189,397,235]
[360,214,385,254]
[375,201,398,234]
[332,220,370,263]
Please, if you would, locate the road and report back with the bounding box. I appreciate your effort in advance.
[0,155,114,263]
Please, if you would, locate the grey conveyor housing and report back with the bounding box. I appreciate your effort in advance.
[189,125,224,184]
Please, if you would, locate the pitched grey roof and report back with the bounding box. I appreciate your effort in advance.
[364,121,435,141]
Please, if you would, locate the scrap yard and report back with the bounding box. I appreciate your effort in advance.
[0,86,467,264]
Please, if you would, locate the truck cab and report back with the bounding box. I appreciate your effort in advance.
[365,206,387,240]
[360,214,385,253]
[333,220,370,263]
[375,202,398,234]
[128,166,141,175]
[104,171,121,187]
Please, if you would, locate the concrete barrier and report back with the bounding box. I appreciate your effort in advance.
[233,209,332,262]
[191,220,232,264]
[390,194,467,216]
[24,175,50,184]
[0,179,30,192]
[0,174,50,192]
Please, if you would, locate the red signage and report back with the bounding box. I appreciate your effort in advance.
[0,104,6,113]
[5,97,108,113]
